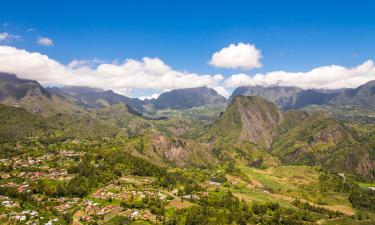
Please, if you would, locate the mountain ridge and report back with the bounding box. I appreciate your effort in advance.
[0,73,228,116]
[149,86,227,110]
[230,80,375,110]
[206,95,283,147]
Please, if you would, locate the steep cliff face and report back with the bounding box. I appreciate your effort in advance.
[135,133,217,168]
[207,95,283,147]
[0,73,81,116]
[230,85,301,109]
[151,86,227,110]
[236,96,284,146]
[46,86,146,112]
[0,73,51,106]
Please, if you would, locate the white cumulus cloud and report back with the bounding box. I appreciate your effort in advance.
[209,42,262,70]
[225,60,375,89]
[0,46,224,96]
[37,37,53,46]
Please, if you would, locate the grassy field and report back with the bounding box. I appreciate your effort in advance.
[320,218,375,225]
[231,189,295,208]
[225,166,356,216]
[356,182,375,188]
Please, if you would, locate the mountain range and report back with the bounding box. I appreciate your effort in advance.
[46,85,146,113]
[1,72,375,178]
[206,95,375,178]
[149,87,227,110]
[230,80,375,110]
[2,72,375,117]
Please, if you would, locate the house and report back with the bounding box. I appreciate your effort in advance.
[208,181,221,186]
[2,200,18,208]
[80,215,93,222]
[17,184,29,193]
[130,210,140,219]
[15,215,26,221]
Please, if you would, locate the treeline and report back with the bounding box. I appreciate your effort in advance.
[349,189,375,210]
[319,170,375,211]
[319,171,356,193]
[292,199,342,219]
[166,191,318,225]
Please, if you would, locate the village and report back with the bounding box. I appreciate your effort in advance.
[0,143,222,225]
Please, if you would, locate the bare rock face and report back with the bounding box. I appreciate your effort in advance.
[148,133,216,168]
[0,73,82,116]
[236,96,284,147]
[209,95,283,147]
[355,152,374,177]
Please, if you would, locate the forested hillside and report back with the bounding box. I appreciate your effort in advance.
[0,74,375,225]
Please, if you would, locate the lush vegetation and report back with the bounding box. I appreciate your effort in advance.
[1,76,375,224]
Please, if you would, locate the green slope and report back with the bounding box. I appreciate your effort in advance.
[0,104,50,142]
[0,103,120,141]
[272,111,375,178]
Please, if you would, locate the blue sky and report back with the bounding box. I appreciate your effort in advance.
[1,0,375,98]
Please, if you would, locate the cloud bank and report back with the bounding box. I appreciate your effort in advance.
[225,60,375,89]
[0,46,223,95]
[209,42,262,70]
[0,45,375,98]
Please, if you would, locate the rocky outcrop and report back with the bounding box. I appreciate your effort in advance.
[208,96,283,147]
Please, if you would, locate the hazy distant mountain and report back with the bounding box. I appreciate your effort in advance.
[0,72,51,100]
[230,85,301,109]
[151,86,227,110]
[330,80,375,108]
[48,86,228,112]
[0,73,81,116]
[5,71,375,118]
[46,86,146,112]
[0,73,230,116]
[293,89,338,108]
[230,81,375,110]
